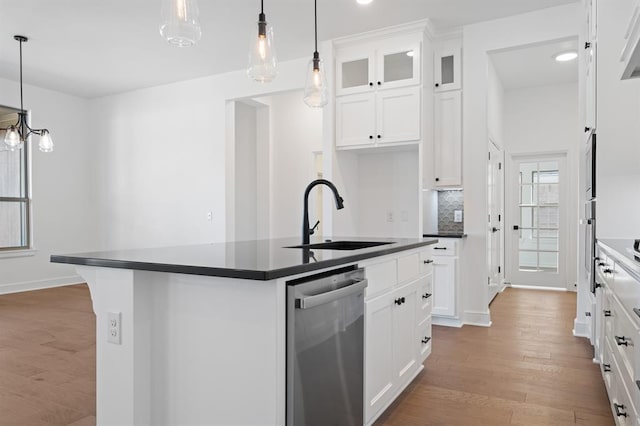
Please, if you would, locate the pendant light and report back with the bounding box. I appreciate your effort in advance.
[303,0,328,108]
[247,0,278,82]
[159,0,202,47]
[0,36,53,153]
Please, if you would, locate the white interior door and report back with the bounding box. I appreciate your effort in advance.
[487,141,505,301]
[507,154,567,288]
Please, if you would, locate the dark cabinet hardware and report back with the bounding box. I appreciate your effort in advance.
[614,403,628,418]
[421,337,431,344]
[401,297,405,304]
[598,262,606,267]
[394,298,402,305]
[435,83,440,87]
[603,310,611,317]
[615,336,629,346]
[377,135,381,139]
[435,177,440,182]
[513,225,519,230]
[369,135,373,139]
[434,247,447,250]
[595,257,600,261]
[585,41,591,49]
[585,312,591,317]
[603,363,611,372]
[633,308,640,318]
[377,81,381,86]
[595,282,602,289]
[636,380,640,391]
[369,82,373,86]
[585,127,591,133]
[603,268,613,274]
[422,293,432,300]
[423,259,434,264]
[491,227,500,233]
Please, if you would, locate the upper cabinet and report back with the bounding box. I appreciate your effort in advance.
[434,91,462,187]
[336,40,421,97]
[335,34,423,149]
[434,38,462,92]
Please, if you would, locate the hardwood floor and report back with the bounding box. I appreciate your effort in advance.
[0,285,95,426]
[0,285,611,425]
[376,288,613,425]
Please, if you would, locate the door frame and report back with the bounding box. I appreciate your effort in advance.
[488,139,505,302]
[505,151,569,289]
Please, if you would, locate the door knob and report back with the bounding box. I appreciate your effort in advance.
[491,227,500,233]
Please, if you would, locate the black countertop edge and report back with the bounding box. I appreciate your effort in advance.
[51,240,437,281]
[423,233,467,239]
[597,239,640,283]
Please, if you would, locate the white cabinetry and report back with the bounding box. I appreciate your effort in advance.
[335,36,422,149]
[426,239,461,326]
[434,91,462,187]
[363,247,433,425]
[434,38,461,92]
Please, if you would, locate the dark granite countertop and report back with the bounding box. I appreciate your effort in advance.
[51,237,437,281]
[598,239,640,282]
[423,233,467,239]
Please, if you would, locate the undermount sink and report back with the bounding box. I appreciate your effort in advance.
[285,241,393,251]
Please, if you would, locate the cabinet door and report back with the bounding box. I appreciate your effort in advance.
[376,86,421,144]
[376,42,421,91]
[434,43,461,92]
[432,256,457,317]
[336,50,375,96]
[585,41,597,132]
[392,279,419,386]
[365,291,395,423]
[416,273,433,324]
[434,91,462,187]
[336,93,376,148]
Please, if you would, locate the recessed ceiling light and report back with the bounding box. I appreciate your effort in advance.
[554,51,578,62]
[356,0,373,4]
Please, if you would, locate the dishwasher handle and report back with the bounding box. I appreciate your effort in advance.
[296,279,368,310]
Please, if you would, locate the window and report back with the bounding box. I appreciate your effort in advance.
[0,107,31,251]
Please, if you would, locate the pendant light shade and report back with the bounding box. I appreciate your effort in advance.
[248,0,278,82]
[303,0,328,108]
[160,0,202,47]
[0,36,53,153]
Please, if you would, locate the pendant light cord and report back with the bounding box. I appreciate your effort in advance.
[261,0,264,14]
[314,0,318,53]
[19,39,24,112]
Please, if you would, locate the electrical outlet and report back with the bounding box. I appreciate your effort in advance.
[454,210,463,223]
[386,211,394,222]
[207,212,213,222]
[108,312,121,345]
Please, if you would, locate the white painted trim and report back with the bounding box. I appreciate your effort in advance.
[0,249,37,259]
[510,284,568,292]
[332,19,430,46]
[463,310,492,327]
[432,315,463,328]
[0,275,84,295]
[572,319,590,338]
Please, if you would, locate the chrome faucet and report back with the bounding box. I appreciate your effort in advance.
[302,179,344,245]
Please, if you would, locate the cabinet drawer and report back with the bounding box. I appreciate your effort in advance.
[610,295,638,383]
[426,240,457,256]
[419,250,434,274]
[603,338,616,396]
[417,274,433,324]
[417,316,432,363]
[397,253,420,284]
[365,260,397,298]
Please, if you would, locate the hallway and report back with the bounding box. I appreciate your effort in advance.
[376,288,613,425]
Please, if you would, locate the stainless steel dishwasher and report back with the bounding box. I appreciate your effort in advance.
[286,265,367,426]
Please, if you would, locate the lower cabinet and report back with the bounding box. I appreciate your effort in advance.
[364,252,433,424]
[432,256,456,317]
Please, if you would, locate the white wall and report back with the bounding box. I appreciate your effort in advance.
[234,101,258,241]
[487,59,505,147]
[596,0,640,238]
[0,77,97,293]
[462,3,581,325]
[503,83,580,288]
[90,58,312,250]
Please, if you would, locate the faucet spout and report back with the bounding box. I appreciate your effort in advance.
[302,179,344,245]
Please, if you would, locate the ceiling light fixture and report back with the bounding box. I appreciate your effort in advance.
[356,0,373,4]
[247,0,278,82]
[160,0,202,47]
[1,36,53,153]
[303,0,328,108]
[554,51,578,62]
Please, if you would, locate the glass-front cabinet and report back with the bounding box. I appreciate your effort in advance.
[434,39,461,92]
[336,49,375,96]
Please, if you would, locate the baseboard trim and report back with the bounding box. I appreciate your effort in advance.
[432,316,463,328]
[573,319,590,339]
[463,310,492,327]
[510,284,567,292]
[0,276,84,295]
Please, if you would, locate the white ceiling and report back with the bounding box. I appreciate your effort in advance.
[490,38,579,90]
[0,0,577,98]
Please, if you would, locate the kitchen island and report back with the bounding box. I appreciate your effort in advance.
[52,236,437,425]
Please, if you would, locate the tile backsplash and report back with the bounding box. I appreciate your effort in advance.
[438,190,464,233]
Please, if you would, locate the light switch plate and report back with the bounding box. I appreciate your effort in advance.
[108,312,121,345]
[454,210,463,223]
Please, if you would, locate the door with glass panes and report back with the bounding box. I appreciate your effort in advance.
[507,154,567,288]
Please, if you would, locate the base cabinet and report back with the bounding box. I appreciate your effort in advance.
[364,249,433,424]
[432,256,456,317]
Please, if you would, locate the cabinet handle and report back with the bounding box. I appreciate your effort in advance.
[595,282,602,289]
[377,81,381,86]
[585,41,591,49]
[369,135,373,139]
[585,126,591,133]
[434,247,447,250]
[603,310,611,317]
[422,293,432,299]
[377,134,381,139]
[394,298,402,305]
[423,259,434,264]
[435,177,440,182]
[598,262,606,267]
[633,308,640,318]
[421,337,431,344]
[614,403,628,418]
[615,335,629,346]
[369,82,373,86]
[603,268,613,274]
[603,363,611,372]
[435,83,440,87]
[401,297,406,304]
[585,311,591,317]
